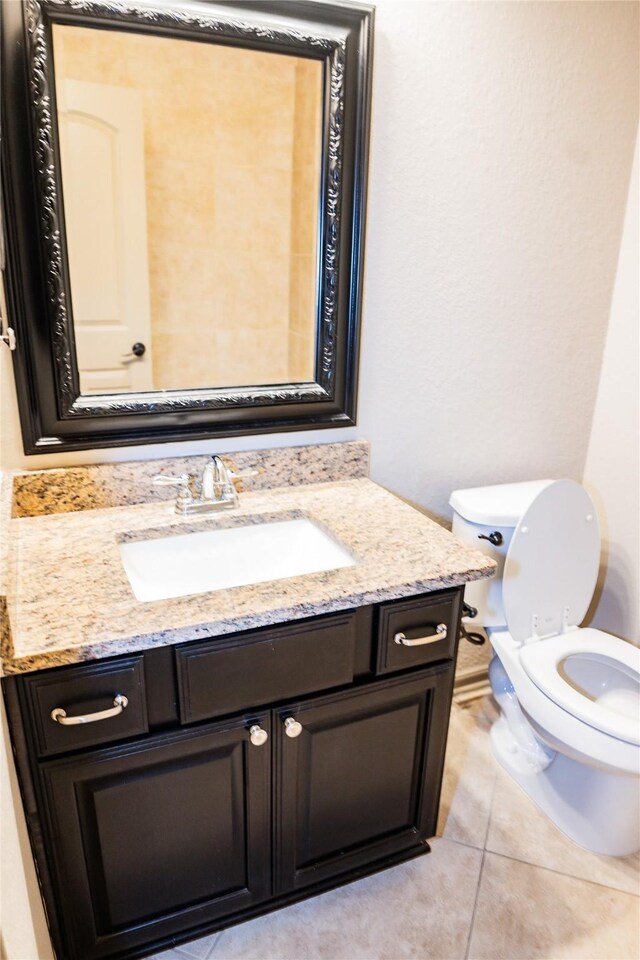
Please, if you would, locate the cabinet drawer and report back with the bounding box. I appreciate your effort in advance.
[23,656,148,757]
[376,592,459,675]
[177,612,358,724]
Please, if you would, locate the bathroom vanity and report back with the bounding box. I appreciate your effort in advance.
[5,592,460,960]
[1,446,495,960]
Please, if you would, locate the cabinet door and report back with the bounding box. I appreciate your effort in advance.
[275,665,454,894]
[40,714,271,960]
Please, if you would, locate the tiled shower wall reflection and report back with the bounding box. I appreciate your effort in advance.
[54,27,321,390]
[289,58,322,381]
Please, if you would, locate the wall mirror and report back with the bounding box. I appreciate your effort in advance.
[1,0,373,453]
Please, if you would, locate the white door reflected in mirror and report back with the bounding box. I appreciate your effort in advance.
[58,79,154,393]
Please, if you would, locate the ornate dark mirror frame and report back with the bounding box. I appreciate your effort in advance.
[1,0,373,453]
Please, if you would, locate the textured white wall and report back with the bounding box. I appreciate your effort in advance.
[2,1,638,524]
[583,137,639,642]
[359,0,638,518]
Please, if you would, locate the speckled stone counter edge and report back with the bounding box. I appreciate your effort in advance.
[11,439,370,518]
[3,477,496,675]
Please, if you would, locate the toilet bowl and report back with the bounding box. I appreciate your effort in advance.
[450,479,640,856]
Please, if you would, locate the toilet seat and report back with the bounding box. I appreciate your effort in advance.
[520,628,640,746]
[490,628,639,774]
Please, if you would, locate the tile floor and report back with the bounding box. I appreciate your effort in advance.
[153,696,640,960]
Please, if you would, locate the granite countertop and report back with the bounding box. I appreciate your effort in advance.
[1,478,495,675]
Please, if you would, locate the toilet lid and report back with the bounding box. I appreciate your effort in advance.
[503,480,600,643]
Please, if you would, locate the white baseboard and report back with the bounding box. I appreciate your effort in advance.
[453,666,491,704]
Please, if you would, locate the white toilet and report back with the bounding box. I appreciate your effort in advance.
[450,479,640,857]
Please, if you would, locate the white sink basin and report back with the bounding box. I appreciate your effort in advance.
[119,517,356,602]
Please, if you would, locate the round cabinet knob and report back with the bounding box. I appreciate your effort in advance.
[283,717,303,739]
[249,724,268,747]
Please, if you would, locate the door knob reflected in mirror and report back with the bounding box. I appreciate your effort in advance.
[283,717,302,738]
[122,342,146,361]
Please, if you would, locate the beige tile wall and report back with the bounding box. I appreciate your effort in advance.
[288,58,322,381]
[53,26,321,390]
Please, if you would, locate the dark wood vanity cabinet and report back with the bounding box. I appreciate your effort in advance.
[275,666,453,896]
[3,588,463,960]
[40,715,272,960]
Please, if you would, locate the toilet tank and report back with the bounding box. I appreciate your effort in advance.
[449,480,554,628]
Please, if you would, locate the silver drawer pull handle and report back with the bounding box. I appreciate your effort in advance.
[50,694,128,725]
[284,717,303,738]
[394,623,448,647]
[249,724,268,747]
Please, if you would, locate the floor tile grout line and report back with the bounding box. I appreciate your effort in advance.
[439,835,486,853]
[205,931,223,959]
[484,848,640,899]
[463,849,486,960]
[480,756,498,853]
[172,931,222,960]
[439,828,511,860]
[462,738,499,960]
[439,701,498,855]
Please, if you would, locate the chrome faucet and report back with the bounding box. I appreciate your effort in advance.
[153,456,258,515]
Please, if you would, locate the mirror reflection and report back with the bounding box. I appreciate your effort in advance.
[52,25,323,394]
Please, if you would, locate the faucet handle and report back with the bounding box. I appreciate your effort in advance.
[152,473,198,499]
[228,468,261,479]
[226,467,263,485]
[152,472,192,487]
